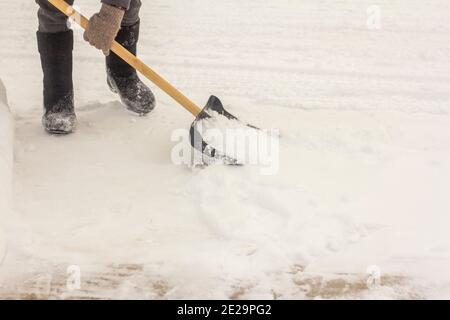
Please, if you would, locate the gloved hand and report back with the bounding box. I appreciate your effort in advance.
[84,4,125,56]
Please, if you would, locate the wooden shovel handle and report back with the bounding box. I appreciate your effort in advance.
[47,0,203,116]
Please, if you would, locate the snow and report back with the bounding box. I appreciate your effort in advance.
[0,0,450,299]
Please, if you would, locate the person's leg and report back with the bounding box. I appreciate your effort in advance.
[36,0,76,134]
[106,0,155,115]
[36,0,74,33]
[122,0,141,27]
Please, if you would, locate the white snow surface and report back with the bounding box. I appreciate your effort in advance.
[0,0,450,299]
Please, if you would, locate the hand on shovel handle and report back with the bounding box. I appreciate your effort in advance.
[83,4,125,56]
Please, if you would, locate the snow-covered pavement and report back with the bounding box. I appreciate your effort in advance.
[0,0,450,299]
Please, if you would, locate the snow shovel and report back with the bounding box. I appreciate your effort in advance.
[48,0,258,166]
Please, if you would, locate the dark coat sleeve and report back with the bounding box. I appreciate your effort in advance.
[101,0,132,10]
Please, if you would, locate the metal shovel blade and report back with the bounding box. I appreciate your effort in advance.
[189,96,257,166]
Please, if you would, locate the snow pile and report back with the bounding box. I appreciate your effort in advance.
[198,111,279,171]
[0,79,13,261]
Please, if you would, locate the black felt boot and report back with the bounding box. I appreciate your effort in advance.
[37,30,77,134]
[106,21,155,115]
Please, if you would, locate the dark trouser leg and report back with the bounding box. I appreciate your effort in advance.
[106,0,155,114]
[122,0,142,27]
[36,0,74,33]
